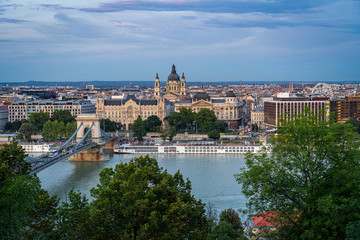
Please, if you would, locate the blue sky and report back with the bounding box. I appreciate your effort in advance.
[0,0,359,83]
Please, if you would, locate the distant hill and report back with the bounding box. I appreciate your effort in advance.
[0,80,357,88]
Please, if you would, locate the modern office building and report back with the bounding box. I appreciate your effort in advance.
[330,94,360,123]
[0,106,8,129]
[8,100,96,122]
[264,93,329,127]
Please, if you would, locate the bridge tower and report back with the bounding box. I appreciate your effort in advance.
[75,114,101,143]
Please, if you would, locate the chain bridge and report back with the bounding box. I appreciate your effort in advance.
[26,114,118,175]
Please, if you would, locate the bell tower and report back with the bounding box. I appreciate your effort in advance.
[181,72,186,96]
[154,73,160,98]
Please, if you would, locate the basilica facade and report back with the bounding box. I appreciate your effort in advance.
[155,64,186,101]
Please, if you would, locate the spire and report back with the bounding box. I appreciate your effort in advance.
[182,72,185,79]
[156,73,159,79]
[171,64,176,74]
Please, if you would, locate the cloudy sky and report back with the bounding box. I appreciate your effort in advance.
[0,0,359,83]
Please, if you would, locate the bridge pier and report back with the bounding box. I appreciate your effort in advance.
[68,147,106,161]
[102,139,117,150]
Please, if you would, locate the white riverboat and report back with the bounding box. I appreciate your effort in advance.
[114,142,269,154]
[20,143,56,153]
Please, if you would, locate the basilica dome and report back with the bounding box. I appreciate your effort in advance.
[168,64,180,81]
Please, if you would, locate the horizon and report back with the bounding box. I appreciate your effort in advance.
[1,0,359,83]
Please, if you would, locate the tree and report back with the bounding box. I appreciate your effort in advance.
[89,155,209,239]
[19,122,35,141]
[51,110,75,124]
[0,141,57,239]
[4,120,25,132]
[219,208,243,231]
[65,122,77,139]
[144,115,162,132]
[212,120,228,132]
[28,111,50,132]
[179,108,196,128]
[100,118,117,132]
[195,109,217,133]
[131,116,147,141]
[166,112,187,131]
[235,109,360,239]
[208,221,243,240]
[208,130,220,140]
[168,126,177,141]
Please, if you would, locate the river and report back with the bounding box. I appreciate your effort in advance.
[37,152,248,219]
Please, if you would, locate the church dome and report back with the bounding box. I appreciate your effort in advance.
[225,91,236,97]
[168,64,180,81]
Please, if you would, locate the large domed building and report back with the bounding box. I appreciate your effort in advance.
[155,64,186,101]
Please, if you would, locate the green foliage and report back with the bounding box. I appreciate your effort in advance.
[24,189,59,239]
[0,141,56,239]
[195,109,217,133]
[131,116,147,141]
[346,118,360,134]
[42,120,66,141]
[51,110,75,124]
[168,126,177,141]
[166,112,187,131]
[208,129,220,140]
[65,122,77,139]
[144,115,162,132]
[100,118,118,132]
[179,108,196,126]
[208,221,244,240]
[219,208,243,231]
[235,109,360,239]
[166,108,224,133]
[28,111,50,132]
[4,120,25,132]
[54,189,91,239]
[19,122,35,141]
[89,155,209,239]
[212,120,228,132]
[0,141,30,176]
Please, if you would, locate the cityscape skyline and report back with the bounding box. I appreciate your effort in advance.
[1,0,359,83]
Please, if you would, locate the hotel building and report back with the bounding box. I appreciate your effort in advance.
[8,100,96,122]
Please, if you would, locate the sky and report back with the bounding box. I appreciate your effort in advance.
[0,0,359,83]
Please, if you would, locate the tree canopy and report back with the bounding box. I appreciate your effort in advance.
[131,116,147,141]
[235,110,360,239]
[19,122,35,141]
[51,110,75,124]
[87,155,209,239]
[100,118,118,132]
[195,109,217,133]
[28,111,50,132]
[144,115,162,132]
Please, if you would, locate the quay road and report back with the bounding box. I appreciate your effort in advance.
[30,142,98,175]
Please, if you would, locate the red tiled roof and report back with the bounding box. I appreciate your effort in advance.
[251,211,280,228]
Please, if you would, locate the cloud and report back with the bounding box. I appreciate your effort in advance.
[0,17,27,23]
[79,0,336,14]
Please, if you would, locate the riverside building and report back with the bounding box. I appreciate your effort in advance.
[8,100,96,122]
[330,91,360,123]
[96,95,172,130]
[264,93,329,127]
[174,90,245,129]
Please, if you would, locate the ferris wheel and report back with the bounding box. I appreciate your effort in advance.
[311,83,334,97]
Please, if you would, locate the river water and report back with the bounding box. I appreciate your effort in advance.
[37,152,248,219]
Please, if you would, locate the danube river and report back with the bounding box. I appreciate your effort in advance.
[38,152,248,218]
